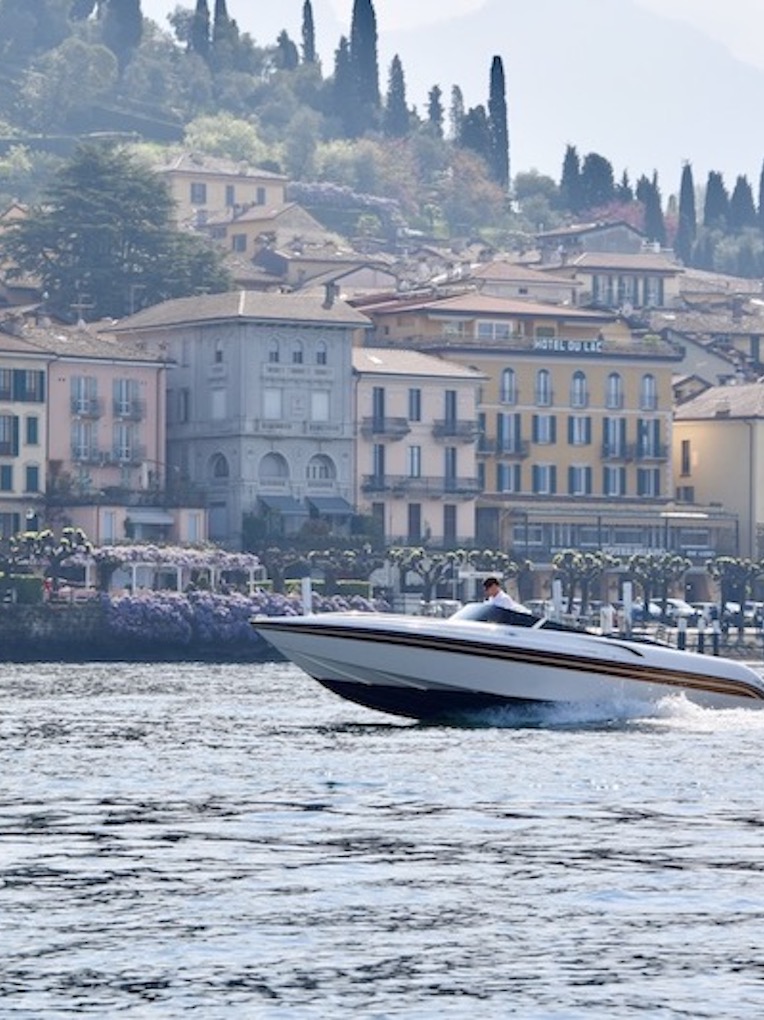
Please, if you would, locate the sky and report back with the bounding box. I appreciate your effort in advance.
[141,0,764,192]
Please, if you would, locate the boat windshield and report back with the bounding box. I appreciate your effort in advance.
[451,602,541,628]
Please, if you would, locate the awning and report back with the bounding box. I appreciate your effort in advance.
[259,494,306,515]
[127,509,174,525]
[306,496,355,515]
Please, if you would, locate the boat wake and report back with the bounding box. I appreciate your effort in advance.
[435,693,764,732]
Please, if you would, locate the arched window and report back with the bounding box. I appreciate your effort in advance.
[259,452,289,482]
[306,454,336,481]
[570,370,588,408]
[316,340,328,366]
[535,368,552,406]
[500,367,517,404]
[292,340,304,365]
[640,373,657,411]
[606,372,623,409]
[267,339,279,364]
[210,453,229,480]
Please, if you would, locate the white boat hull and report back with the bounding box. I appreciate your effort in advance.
[254,612,764,720]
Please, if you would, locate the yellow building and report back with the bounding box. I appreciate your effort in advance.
[354,291,736,571]
[353,347,484,546]
[156,153,287,228]
[674,382,764,558]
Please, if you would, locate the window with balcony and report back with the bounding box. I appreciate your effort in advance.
[307,454,336,480]
[497,463,521,492]
[603,416,626,456]
[0,369,11,401]
[72,376,98,416]
[71,420,96,461]
[476,320,512,341]
[637,467,661,497]
[0,414,18,456]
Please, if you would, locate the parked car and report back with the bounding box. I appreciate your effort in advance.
[743,601,764,625]
[663,598,698,625]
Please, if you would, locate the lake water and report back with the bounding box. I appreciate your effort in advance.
[2,660,764,1018]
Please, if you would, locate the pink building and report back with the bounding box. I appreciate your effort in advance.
[0,311,207,545]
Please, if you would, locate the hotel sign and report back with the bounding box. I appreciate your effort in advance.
[532,337,604,354]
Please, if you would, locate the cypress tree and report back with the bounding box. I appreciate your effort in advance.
[674,163,696,265]
[190,0,210,61]
[350,0,380,113]
[449,85,465,141]
[101,0,143,72]
[301,0,316,64]
[703,171,729,229]
[559,144,582,213]
[427,85,444,138]
[332,35,356,137]
[729,175,757,231]
[642,174,666,246]
[758,160,764,233]
[487,55,509,190]
[383,55,409,138]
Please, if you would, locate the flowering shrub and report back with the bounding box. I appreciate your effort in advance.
[99,587,390,655]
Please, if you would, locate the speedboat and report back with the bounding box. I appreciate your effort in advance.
[253,603,764,720]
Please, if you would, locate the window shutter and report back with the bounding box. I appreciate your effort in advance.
[585,417,592,444]
[620,467,627,494]
[550,465,557,494]
[12,416,19,456]
[532,415,538,443]
[586,467,592,495]
[513,464,521,492]
[532,465,539,493]
[550,416,557,443]
[567,416,574,444]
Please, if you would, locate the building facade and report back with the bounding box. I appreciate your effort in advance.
[112,290,370,548]
[354,347,484,546]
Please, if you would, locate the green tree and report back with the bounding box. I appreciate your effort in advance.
[703,170,729,229]
[758,159,764,233]
[1,142,230,320]
[641,173,666,246]
[615,170,633,203]
[729,175,757,232]
[101,0,144,73]
[487,54,509,190]
[301,0,316,64]
[331,34,356,137]
[0,0,72,63]
[426,84,444,138]
[458,104,492,165]
[559,144,582,213]
[552,549,620,613]
[626,552,690,618]
[674,162,696,265]
[579,152,615,210]
[706,556,763,637]
[275,29,299,71]
[449,84,464,140]
[383,54,409,138]
[190,0,210,62]
[10,526,92,591]
[350,0,380,117]
[20,37,118,132]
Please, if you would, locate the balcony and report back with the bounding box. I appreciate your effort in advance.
[113,399,146,421]
[70,397,103,418]
[635,444,669,461]
[601,442,635,462]
[432,419,480,442]
[360,416,411,440]
[363,474,481,498]
[496,439,530,460]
